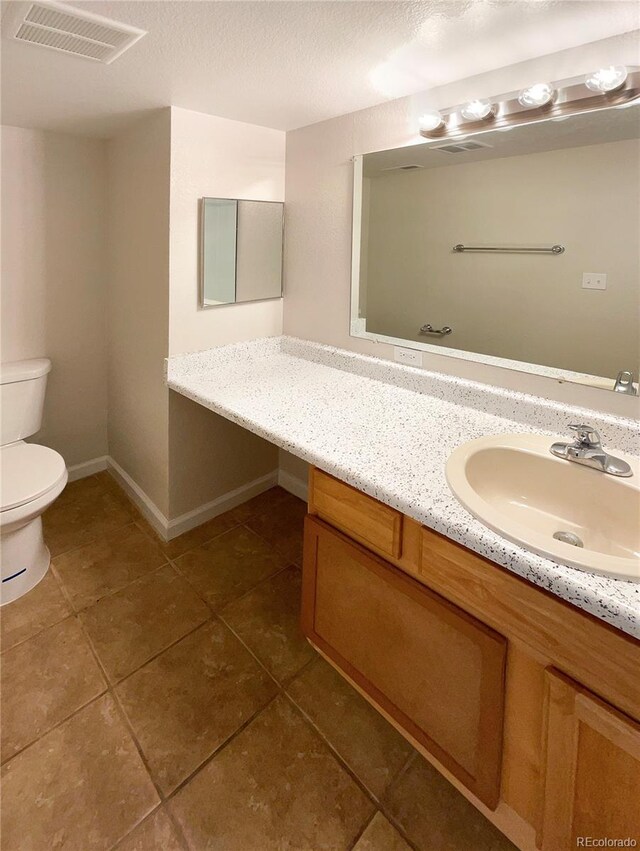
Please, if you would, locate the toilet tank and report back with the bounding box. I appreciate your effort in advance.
[0,359,52,445]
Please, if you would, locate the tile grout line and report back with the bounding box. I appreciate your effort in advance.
[215,612,284,692]
[107,803,188,851]
[162,691,283,805]
[347,808,379,850]
[282,690,421,851]
[54,566,195,851]
[53,556,174,616]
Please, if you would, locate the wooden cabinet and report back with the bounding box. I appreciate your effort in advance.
[302,516,507,808]
[540,670,640,850]
[304,467,640,851]
[309,468,403,559]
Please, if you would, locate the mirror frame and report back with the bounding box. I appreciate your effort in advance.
[350,71,640,391]
[199,197,285,309]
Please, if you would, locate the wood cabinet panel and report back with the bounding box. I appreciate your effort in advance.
[421,526,640,723]
[308,468,403,559]
[302,516,507,809]
[541,670,640,850]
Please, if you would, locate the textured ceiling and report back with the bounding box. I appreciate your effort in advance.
[1,0,638,137]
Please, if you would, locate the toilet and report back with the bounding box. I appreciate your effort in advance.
[0,359,67,605]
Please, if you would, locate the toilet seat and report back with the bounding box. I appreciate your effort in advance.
[0,442,67,513]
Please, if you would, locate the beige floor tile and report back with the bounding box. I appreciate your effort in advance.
[174,526,287,611]
[0,572,71,652]
[145,510,241,560]
[288,657,413,800]
[170,695,374,851]
[55,474,105,506]
[221,564,315,683]
[353,813,413,851]
[43,482,135,557]
[1,617,107,762]
[92,471,141,514]
[116,620,277,795]
[246,495,307,564]
[1,694,159,851]
[114,807,185,851]
[53,524,168,611]
[80,565,210,682]
[383,754,517,851]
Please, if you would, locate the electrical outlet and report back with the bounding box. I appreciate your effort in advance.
[394,347,423,367]
[582,272,607,290]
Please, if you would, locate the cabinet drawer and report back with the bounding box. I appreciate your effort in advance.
[302,516,507,809]
[309,468,403,559]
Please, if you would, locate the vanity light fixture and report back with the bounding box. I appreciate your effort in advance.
[417,66,639,140]
[460,99,494,121]
[585,65,628,94]
[518,82,555,108]
[418,110,445,133]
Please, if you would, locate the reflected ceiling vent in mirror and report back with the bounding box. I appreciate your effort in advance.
[433,141,492,154]
[381,164,425,172]
[7,0,147,63]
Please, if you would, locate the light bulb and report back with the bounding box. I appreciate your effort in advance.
[518,82,555,108]
[585,66,628,94]
[460,99,493,121]
[418,110,444,132]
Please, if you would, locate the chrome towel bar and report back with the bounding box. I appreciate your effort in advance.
[453,244,565,254]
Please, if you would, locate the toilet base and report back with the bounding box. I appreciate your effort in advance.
[1,516,50,606]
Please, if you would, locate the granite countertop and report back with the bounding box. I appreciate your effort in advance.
[166,336,640,639]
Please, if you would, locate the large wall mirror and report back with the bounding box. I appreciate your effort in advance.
[200,198,283,307]
[351,95,640,393]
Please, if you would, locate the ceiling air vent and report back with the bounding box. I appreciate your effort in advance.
[433,140,492,154]
[8,0,147,63]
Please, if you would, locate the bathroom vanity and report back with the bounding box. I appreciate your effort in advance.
[166,335,640,851]
[303,467,639,850]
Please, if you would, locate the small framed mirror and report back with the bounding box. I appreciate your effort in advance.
[200,198,284,308]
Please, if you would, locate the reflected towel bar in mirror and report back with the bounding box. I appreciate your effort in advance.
[420,324,453,336]
[452,244,565,254]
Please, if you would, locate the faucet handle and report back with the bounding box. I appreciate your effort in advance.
[568,423,601,447]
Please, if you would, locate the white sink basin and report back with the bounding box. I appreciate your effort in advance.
[446,434,640,582]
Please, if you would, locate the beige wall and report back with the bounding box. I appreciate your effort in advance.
[1,125,108,467]
[283,30,640,417]
[167,107,286,518]
[364,139,640,379]
[107,110,171,515]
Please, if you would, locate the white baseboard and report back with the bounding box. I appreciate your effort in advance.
[106,457,170,541]
[105,458,280,542]
[278,469,308,501]
[66,455,108,482]
[167,470,278,539]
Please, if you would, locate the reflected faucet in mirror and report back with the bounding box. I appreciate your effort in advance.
[614,370,637,395]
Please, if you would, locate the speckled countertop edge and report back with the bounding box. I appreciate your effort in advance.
[166,336,640,639]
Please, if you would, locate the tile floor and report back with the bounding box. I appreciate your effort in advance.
[1,473,516,851]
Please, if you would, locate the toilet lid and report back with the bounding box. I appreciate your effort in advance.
[1,443,67,511]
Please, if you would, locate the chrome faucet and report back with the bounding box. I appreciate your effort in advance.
[613,370,637,395]
[550,424,632,477]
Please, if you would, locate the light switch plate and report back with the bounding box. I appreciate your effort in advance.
[582,272,607,290]
[394,347,423,366]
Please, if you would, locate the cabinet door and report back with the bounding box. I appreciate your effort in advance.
[302,516,507,809]
[541,669,640,850]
